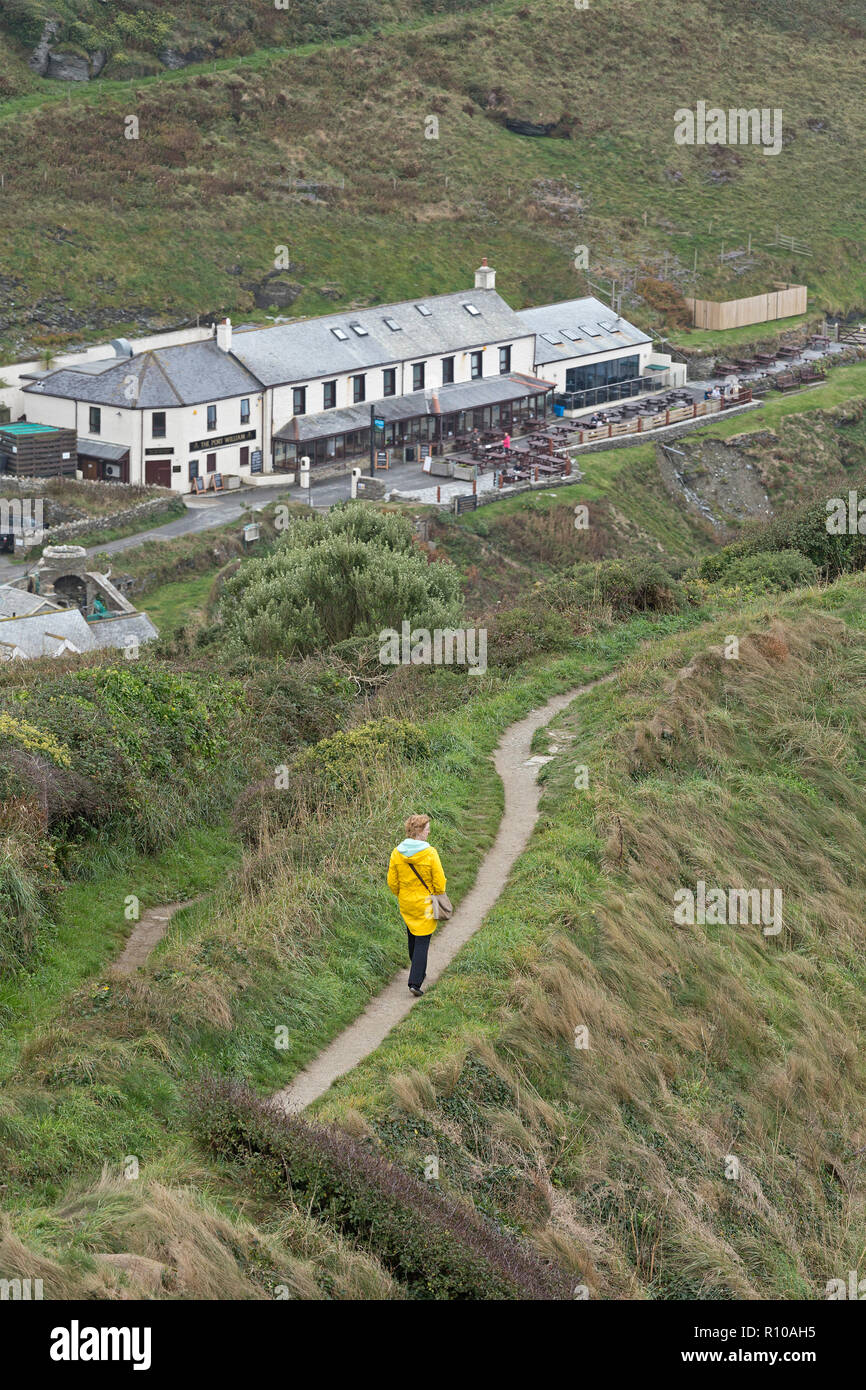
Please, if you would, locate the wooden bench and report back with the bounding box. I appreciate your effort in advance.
[773,371,799,391]
[797,365,825,384]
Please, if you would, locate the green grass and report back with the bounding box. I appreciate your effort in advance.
[701,361,866,439]
[140,570,217,636]
[0,0,864,358]
[311,572,866,1299]
[670,312,818,354]
[0,821,240,1074]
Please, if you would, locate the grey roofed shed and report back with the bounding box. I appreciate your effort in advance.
[23,340,263,409]
[0,605,158,659]
[231,289,531,388]
[274,372,554,443]
[517,297,650,365]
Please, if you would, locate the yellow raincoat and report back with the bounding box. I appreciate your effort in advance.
[387,839,447,937]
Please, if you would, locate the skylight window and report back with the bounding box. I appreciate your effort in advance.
[349,322,369,336]
[331,328,349,341]
[384,318,402,331]
[541,332,561,345]
[416,305,432,316]
[463,303,481,316]
[560,329,581,342]
[578,323,602,337]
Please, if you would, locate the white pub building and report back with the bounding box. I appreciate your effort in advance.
[16,261,679,492]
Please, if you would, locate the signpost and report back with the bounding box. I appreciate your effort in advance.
[370,409,386,476]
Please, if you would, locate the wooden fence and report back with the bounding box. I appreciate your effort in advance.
[575,392,752,445]
[685,285,807,331]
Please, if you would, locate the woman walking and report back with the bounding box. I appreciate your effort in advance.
[387,814,447,997]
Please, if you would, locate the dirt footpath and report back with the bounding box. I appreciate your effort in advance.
[272,677,613,1114]
[109,900,195,977]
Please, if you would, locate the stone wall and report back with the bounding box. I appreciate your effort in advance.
[46,496,183,544]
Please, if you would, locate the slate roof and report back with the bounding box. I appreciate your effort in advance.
[0,603,158,658]
[274,373,554,442]
[232,290,531,388]
[516,297,650,364]
[24,341,262,409]
[85,611,159,649]
[75,439,130,461]
[0,608,96,658]
[0,584,61,619]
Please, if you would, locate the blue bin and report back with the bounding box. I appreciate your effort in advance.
[554,404,565,417]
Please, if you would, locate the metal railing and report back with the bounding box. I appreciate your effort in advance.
[552,374,664,413]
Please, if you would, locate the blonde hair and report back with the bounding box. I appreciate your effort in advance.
[405,813,430,839]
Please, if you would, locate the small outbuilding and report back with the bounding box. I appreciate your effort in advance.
[0,423,77,478]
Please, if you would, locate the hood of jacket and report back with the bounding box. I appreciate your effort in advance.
[395,838,429,857]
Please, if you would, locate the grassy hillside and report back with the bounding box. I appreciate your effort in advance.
[3,555,866,1297]
[0,0,864,357]
[316,576,866,1298]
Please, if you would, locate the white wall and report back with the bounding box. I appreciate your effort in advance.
[21,388,264,491]
[268,333,536,439]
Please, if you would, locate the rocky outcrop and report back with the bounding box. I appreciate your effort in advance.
[28,20,60,76]
[248,271,304,310]
[158,45,212,70]
[47,49,107,82]
[29,23,107,82]
[655,436,773,529]
[505,118,557,138]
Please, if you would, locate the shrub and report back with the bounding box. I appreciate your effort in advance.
[697,501,866,583]
[0,804,61,976]
[488,603,574,670]
[190,1076,571,1300]
[553,559,685,616]
[294,717,431,790]
[708,548,820,593]
[235,717,431,836]
[217,505,464,659]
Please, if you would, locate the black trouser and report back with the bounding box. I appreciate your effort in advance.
[407,929,431,989]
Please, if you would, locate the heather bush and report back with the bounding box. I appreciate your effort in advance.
[234,717,431,837]
[190,1076,571,1300]
[487,603,574,670]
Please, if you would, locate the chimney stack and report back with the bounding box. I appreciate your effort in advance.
[216,317,232,353]
[474,257,496,291]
